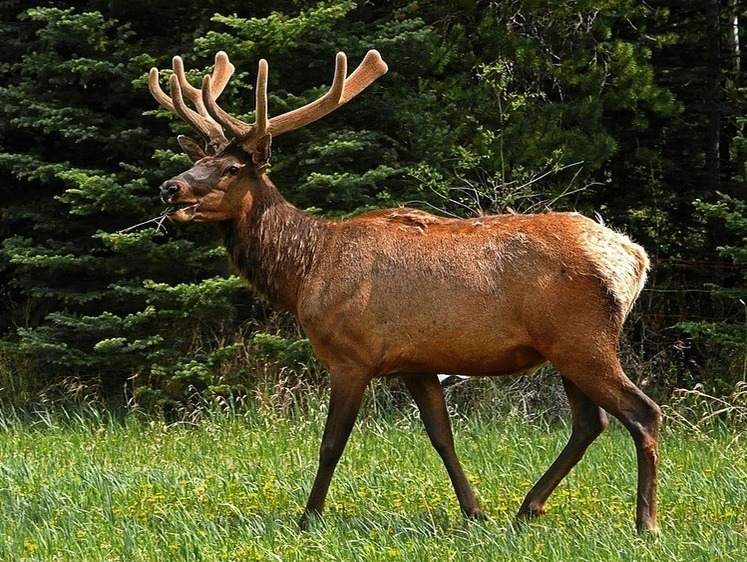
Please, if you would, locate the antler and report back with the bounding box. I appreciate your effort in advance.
[149,51,235,149]
[151,50,388,158]
[202,50,388,150]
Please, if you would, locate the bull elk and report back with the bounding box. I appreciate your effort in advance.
[148,49,660,534]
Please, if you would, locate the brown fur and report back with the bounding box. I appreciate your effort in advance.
[161,159,660,533]
[151,50,661,534]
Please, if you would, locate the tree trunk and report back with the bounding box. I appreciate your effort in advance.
[725,0,740,73]
[704,0,721,191]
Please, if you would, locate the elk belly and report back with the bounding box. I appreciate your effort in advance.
[380,334,546,377]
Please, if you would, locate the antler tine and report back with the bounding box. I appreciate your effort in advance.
[173,56,206,113]
[167,73,227,144]
[149,55,230,146]
[173,52,235,112]
[202,74,254,140]
[266,50,387,137]
[339,50,388,103]
[253,59,269,139]
[210,51,235,99]
[202,57,268,143]
[149,67,176,113]
[329,52,347,102]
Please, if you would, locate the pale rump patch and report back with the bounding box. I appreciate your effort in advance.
[577,217,650,318]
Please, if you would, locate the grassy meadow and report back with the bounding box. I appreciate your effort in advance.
[0,401,745,561]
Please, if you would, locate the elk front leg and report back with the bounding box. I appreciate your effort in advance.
[402,373,485,520]
[299,372,368,530]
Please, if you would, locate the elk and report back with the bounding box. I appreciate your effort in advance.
[148,49,661,534]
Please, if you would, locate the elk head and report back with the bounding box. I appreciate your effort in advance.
[149,50,388,222]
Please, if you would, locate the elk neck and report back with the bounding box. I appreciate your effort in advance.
[221,176,324,314]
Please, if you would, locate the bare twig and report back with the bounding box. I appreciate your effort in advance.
[117,208,173,234]
[116,203,199,234]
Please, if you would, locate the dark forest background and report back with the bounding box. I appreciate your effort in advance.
[0,0,745,412]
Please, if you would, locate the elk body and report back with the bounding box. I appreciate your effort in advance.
[149,50,661,533]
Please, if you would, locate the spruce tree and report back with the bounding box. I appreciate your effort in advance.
[0,5,253,405]
[1,1,743,407]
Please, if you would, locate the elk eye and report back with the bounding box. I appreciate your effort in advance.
[225,164,241,176]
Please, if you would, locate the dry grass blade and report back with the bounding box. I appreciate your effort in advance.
[116,203,200,234]
[664,382,747,433]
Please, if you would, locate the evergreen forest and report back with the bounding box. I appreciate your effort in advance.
[1,0,745,412]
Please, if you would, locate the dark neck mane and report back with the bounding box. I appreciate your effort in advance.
[222,181,324,313]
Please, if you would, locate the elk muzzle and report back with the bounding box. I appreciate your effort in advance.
[159,179,186,204]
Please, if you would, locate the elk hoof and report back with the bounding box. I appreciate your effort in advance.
[637,522,661,538]
[465,508,488,521]
[298,510,321,531]
[516,502,547,520]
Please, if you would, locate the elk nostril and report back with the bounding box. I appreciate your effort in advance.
[159,180,180,203]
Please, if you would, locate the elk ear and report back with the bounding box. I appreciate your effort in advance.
[177,135,207,162]
[250,134,272,169]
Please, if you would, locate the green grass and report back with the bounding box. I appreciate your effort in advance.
[0,404,745,561]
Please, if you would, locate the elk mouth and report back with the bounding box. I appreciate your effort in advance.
[116,200,201,233]
[165,201,201,221]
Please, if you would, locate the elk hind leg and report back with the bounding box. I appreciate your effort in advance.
[402,374,485,520]
[517,376,608,520]
[547,354,661,534]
